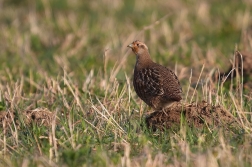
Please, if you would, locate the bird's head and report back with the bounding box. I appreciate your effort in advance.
[127,40,149,56]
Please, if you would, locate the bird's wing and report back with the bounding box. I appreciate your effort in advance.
[136,68,164,96]
[162,67,182,100]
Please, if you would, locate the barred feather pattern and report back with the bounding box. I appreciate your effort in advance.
[133,64,182,110]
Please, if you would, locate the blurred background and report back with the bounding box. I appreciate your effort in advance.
[1,0,251,87]
[0,0,252,106]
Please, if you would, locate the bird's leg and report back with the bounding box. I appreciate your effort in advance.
[162,108,169,116]
[163,101,174,109]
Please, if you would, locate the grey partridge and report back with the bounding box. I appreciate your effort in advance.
[127,40,182,110]
[220,51,252,83]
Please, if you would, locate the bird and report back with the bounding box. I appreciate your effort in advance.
[127,40,182,110]
[219,51,252,84]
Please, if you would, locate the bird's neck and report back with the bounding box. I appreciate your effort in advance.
[135,52,153,69]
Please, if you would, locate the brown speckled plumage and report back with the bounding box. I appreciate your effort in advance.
[128,40,182,110]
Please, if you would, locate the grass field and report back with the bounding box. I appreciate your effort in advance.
[0,0,252,166]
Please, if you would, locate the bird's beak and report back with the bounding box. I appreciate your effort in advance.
[127,44,133,48]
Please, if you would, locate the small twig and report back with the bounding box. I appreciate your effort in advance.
[190,64,205,103]
[235,51,243,110]
[185,69,192,102]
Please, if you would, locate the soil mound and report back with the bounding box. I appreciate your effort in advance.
[146,101,239,130]
[0,108,56,128]
[24,108,56,126]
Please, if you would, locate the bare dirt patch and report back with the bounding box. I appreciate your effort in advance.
[0,108,56,128]
[24,108,56,126]
[0,110,15,127]
[146,101,239,130]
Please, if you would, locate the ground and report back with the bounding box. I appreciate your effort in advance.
[0,0,252,167]
[146,101,238,130]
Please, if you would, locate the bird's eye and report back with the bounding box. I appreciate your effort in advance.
[137,44,139,46]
